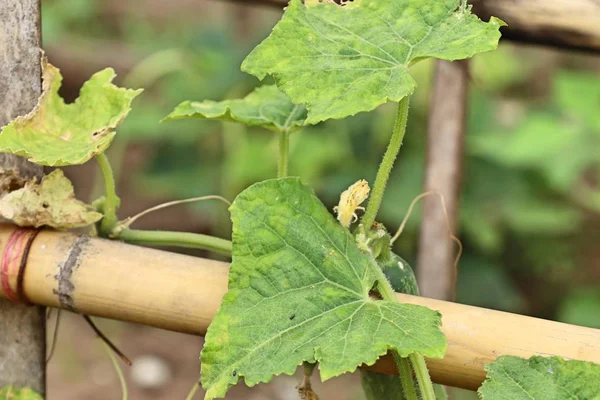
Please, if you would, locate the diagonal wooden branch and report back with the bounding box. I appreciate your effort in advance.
[0,0,46,394]
[0,226,597,391]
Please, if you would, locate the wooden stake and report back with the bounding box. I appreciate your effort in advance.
[0,226,597,391]
[417,60,468,301]
[0,1,46,394]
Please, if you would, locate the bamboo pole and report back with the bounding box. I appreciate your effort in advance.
[0,225,598,391]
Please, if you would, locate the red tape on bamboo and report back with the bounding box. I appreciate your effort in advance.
[1,228,41,304]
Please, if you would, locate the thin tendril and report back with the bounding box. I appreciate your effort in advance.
[390,190,463,290]
[119,195,231,231]
[46,309,62,362]
[185,381,201,400]
[83,315,132,366]
[101,340,128,400]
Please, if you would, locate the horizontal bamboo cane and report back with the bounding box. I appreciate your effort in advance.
[0,225,599,391]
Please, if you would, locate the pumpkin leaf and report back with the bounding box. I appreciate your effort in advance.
[201,178,446,399]
[0,58,142,166]
[242,0,504,123]
[479,356,600,400]
[164,85,307,132]
[0,169,102,229]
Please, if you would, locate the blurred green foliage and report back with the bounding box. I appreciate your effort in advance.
[42,0,600,329]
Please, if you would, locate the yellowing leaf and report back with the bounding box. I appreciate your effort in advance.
[242,0,504,123]
[0,58,142,166]
[0,169,102,229]
[0,386,43,400]
[164,85,307,133]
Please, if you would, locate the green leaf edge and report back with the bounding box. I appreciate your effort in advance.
[162,85,307,133]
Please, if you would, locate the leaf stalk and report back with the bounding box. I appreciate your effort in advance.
[117,228,232,256]
[96,153,120,236]
[278,130,290,178]
[369,258,435,400]
[395,354,419,400]
[361,96,410,229]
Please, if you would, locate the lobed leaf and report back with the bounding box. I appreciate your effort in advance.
[0,169,102,229]
[0,58,142,166]
[479,356,600,400]
[0,386,43,400]
[242,0,504,123]
[201,178,446,399]
[164,85,307,132]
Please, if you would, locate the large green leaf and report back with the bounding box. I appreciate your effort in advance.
[0,386,43,400]
[164,85,307,132]
[242,0,504,123]
[0,169,102,229]
[201,178,446,399]
[0,58,142,166]
[479,356,600,400]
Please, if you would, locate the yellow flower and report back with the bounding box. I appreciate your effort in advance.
[333,179,370,228]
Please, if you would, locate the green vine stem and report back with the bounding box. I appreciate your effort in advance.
[395,354,419,400]
[410,352,436,400]
[117,229,232,256]
[278,130,290,178]
[96,152,120,236]
[369,258,436,400]
[361,96,410,229]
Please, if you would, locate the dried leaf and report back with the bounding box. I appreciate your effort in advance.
[0,170,102,229]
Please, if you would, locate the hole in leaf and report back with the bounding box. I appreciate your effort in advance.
[368,282,383,301]
[313,0,354,5]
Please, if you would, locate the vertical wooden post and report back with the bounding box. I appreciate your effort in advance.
[0,0,46,394]
[416,60,469,301]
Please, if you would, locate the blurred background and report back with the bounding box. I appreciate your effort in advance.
[41,0,600,398]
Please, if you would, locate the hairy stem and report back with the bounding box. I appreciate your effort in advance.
[370,260,436,400]
[96,153,120,236]
[117,229,232,256]
[410,353,436,400]
[395,354,418,400]
[278,130,290,178]
[361,96,410,228]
